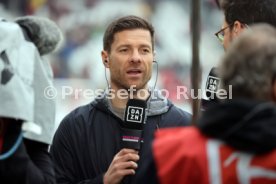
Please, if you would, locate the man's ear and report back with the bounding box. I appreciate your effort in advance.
[101,50,109,68]
[232,20,246,37]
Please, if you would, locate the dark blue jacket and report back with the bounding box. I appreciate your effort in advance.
[50,91,191,184]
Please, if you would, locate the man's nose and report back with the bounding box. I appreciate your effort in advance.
[129,50,142,63]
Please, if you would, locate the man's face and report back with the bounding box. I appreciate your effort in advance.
[222,20,234,50]
[220,18,247,50]
[104,29,154,91]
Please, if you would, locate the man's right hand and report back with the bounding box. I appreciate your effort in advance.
[103,148,140,184]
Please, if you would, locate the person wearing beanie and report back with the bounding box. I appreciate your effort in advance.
[0,16,62,184]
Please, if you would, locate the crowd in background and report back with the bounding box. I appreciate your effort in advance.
[0,0,223,125]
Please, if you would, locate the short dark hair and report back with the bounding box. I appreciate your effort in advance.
[219,0,276,28]
[103,15,155,53]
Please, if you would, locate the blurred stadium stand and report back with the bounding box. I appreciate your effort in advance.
[0,0,224,129]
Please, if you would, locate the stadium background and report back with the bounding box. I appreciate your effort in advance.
[0,0,224,129]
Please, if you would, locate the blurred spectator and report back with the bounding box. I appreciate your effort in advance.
[136,24,276,184]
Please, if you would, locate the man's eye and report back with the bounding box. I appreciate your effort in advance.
[142,49,150,53]
[119,49,128,52]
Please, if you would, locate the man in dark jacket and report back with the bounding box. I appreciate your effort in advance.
[203,0,276,108]
[50,15,191,184]
[136,24,276,184]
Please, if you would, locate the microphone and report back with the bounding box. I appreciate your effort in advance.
[15,16,63,56]
[205,67,220,99]
[121,99,147,150]
[202,67,220,109]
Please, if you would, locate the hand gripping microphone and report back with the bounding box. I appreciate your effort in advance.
[121,99,147,151]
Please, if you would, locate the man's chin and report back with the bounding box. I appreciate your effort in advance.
[112,80,148,91]
[127,83,147,90]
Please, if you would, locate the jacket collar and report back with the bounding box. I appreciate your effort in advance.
[91,88,172,117]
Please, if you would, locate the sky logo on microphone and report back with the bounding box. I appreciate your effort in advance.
[126,106,144,123]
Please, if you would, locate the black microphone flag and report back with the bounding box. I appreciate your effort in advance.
[202,67,220,110]
[205,67,220,100]
[121,99,147,150]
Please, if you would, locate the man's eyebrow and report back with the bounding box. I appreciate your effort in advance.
[139,44,152,48]
[116,44,152,49]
